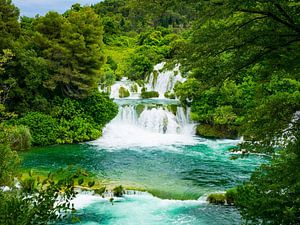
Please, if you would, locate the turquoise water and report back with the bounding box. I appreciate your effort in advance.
[20,138,264,224]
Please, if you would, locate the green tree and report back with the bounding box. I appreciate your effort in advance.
[0,0,20,50]
[33,7,105,98]
[236,138,300,225]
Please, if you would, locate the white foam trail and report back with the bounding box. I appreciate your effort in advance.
[71,190,203,211]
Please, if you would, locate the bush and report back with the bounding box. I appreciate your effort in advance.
[8,125,31,151]
[225,188,238,205]
[126,53,153,80]
[56,117,101,144]
[81,92,118,127]
[16,112,59,146]
[141,91,159,99]
[164,91,175,99]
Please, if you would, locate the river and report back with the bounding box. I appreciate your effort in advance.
[20,63,264,224]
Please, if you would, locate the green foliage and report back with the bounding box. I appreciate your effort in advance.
[0,168,81,225]
[0,143,20,186]
[13,92,117,146]
[164,91,175,99]
[94,187,106,196]
[81,92,118,127]
[126,52,153,80]
[0,0,20,50]
[225,188,238,206]
[235,138,300,225]
[174,78,203,105]
[16,112,59,146]
[7,125,31,151]
[196,124,237,140]
[119,86,130,98]
[141,91,159,99]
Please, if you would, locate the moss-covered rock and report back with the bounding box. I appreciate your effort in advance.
[130,83,138,93]
[119,86,130,98]
[164,91,176,99]
[136,104,145,116]
[225,188,238,205]
[166,105,178,115]
[94,186,106,196]
[113,185,124,197]
[207,188,238,205]
[207,193,226,205]
[196,124,238,139]
[141,91,159,99]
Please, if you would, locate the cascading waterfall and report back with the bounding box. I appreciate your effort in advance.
[91,104,196,148]
[92,62,196,148]
[146,62,186,98]
[108,62,186,99]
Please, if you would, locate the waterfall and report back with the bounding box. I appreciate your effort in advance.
[108,62,186,99]
[92,62,196,148]
[91,103,196,148]
[146,63,186,98]
[114,105,193,135]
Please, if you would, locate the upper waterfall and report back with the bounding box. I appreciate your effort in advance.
[146,62,186,98]
[108,62,186,99]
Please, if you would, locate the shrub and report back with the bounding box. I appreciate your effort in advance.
[164,91,175,99]
[16,112,59,146]
[81,92,118,127]
[225,188,238,205]
[141,91,159,99]
[8,125,31,151]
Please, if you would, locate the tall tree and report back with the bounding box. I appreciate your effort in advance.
[0,0,20,50]
[33,7,104,98]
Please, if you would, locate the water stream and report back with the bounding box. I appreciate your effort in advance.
[20,63,265,224]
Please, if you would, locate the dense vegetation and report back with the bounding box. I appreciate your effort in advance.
[175,1,300,224]
[1,0,300,224]
[0,1,118,223]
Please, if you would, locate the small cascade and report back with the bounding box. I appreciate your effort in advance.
[110,77,142,99]
[114,105,193,135]
[146,63,186,98]
[92,104,196,148]
[108,62,186,99]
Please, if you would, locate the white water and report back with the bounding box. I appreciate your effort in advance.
[110,77,142,99]
[109,62,186,99]
[91,104,197,149]
[146,62,186,98]
[92,62,196,148]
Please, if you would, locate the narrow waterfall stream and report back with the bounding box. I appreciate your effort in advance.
[20,63,265,225]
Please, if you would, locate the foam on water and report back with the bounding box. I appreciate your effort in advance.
[90,104,197,149]
[67,191,241,225]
